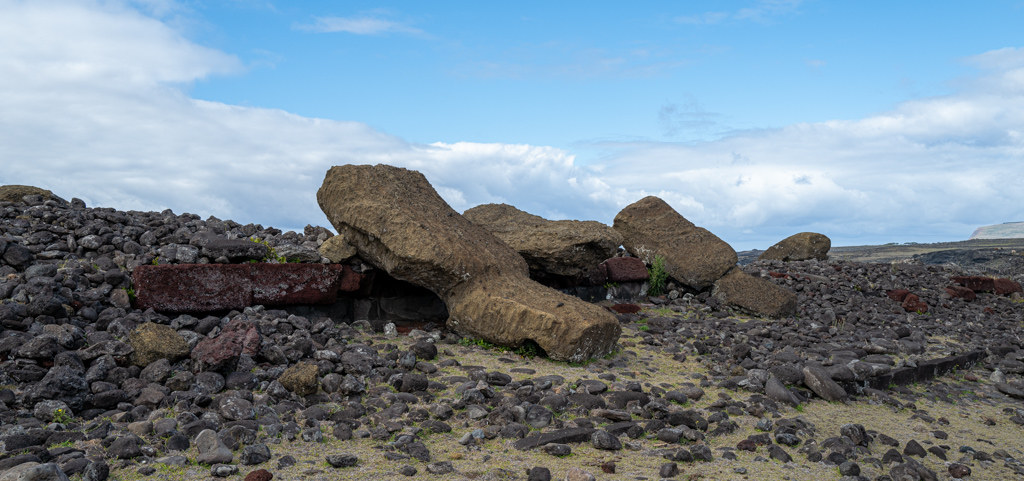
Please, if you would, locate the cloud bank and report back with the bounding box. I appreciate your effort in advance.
[1,1,1023,250]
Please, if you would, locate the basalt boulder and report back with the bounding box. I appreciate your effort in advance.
[463,203,622,283]
[317,164,620,362]
[613,196,736,290]
[758,232,831,262]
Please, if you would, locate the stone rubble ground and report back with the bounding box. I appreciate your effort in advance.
[0,190,1023,481]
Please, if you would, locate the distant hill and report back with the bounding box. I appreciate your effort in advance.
[969,221,1024,239]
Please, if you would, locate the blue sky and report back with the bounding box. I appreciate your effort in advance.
[2,0,1024,251]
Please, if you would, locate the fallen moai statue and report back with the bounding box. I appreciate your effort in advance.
[317,164,621,362]
[613,196,737,290]
[758,232,831,262]
[613,196,796,318]
[463,203,622,284]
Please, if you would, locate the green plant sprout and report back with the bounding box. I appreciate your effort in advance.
[647,255,668,297]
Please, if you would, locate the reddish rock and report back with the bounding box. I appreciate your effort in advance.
[608,304,641,314]
[338,265,364,292]
[191,319,261,372]
[994,278,1023,296]
[951,276,995,292]
[134,264,365,314]
[251,263,346,305]
[901,294,928,313]
[944,286,976,301]
[133,264,253,313]
[244,469,273,481]
[885,289,911,303]
[601,257,649,283]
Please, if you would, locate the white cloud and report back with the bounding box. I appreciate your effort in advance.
[294,15,422,35]
[1,0,1022,252]
[676,0,804,25]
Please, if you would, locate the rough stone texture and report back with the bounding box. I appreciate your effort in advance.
[190,320,260,373]
[0,185,62,203]
[201,239,267,262]
[195,429,233,465]
[712,267,797,318]
[463,203,622,281]
[758,232,831,262]
[277,363,319,396]
[592,257,649,284]
[802,365,848,403]
[133,264,253,313]
[319,235,357,263]
[612,196,737,290]
[317,164,620,362]
[128,323,189,367]
[250,263,347,305]
[134,264,360,313]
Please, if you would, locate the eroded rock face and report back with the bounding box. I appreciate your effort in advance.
[463,203,622,282]
[758,232,831,262]
[613,196,737,290]
[712,267,797,319]
[317,164,620,362]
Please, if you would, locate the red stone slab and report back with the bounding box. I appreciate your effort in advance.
[251,263,346,305]
[602,257,650,283]
[133,264,252,313]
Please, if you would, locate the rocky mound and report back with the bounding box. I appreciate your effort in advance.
[2,186,1024,481]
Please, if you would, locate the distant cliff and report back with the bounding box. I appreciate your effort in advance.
[970,222,1024,239]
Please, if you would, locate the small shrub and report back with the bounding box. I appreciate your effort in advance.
[647,255,668,297]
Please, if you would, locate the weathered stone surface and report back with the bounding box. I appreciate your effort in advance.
[758,232,831,262]
[594,257,648,284]
[802,365,848,402]
[134,264,252,313]
[712,267,797,318]
[944,285,976,301]
[134,264,360,313]
[191,320,260,372]
[949,275,1022,295]
[277,363,319,395]
[463,203,622,281]
[318,234,358,263]
[612,196,736,290]
[317,164,620,362]
[201,239,267,262]
[128,323,189,367]
[251,263,346,305]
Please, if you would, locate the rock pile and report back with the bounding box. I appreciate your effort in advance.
[2,183,1024,481]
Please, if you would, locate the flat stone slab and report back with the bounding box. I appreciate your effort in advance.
[512,427,596,451]
[133,264,363,313]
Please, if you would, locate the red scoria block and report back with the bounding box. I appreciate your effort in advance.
[133,264,252,313]
[601,257,650,283]
[951,276,995,293]
[251,263,346,305]
[886,289,911,302]
[944,285,976,301]
[993,278,1022,296]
